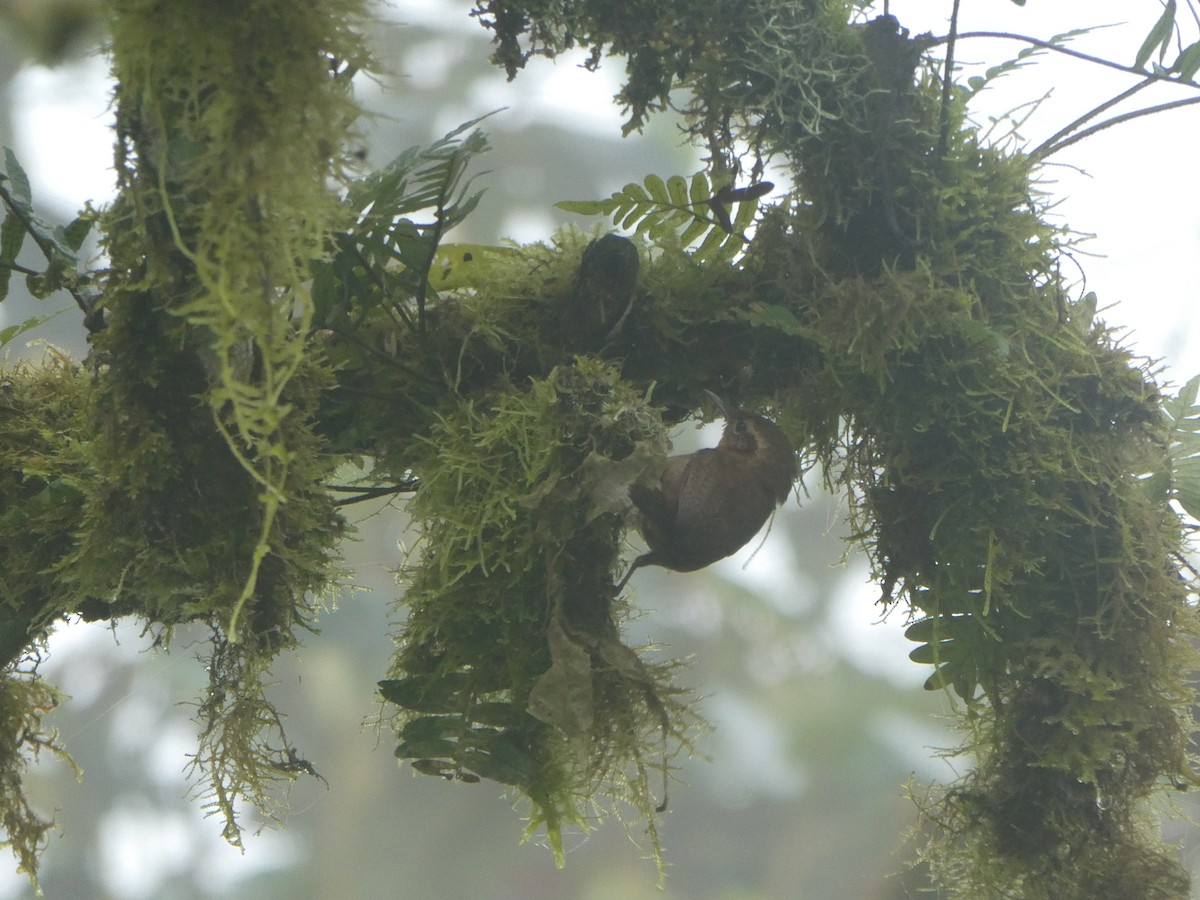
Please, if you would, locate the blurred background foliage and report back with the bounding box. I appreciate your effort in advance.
[0,0,1197,898]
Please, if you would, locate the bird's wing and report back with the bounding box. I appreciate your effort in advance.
[670,449,722,535]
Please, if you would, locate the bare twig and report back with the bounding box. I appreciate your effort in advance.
[936,30,1200,88]
[1029,78,1157,160]
[938,0,963,159]
[1032,95,1200,160]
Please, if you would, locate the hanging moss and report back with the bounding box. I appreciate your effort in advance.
[381,358,700,871]
[0,672,73,891]
[91,0,368,637]
[36,0,366,859]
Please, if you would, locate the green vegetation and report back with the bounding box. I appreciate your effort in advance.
[2,1,1199,896]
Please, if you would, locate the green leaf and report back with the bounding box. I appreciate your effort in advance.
[378,673,472,712]
[745,302,807,336]
[952,658,978,701]
[904,613,977,643]
[730,192,759,232]
[965,27,1094,99]
[0,215,23,301]
[1139,469,1171,506]
[1174,39,1200,81]
[1135,0,1176,70]
[1172,428,1200,461]
[470,701,540,729]
[1163,373,1200,425]
[0,311,61,347]
[25,254,70,299]
[713,230,745,261]
[620,202,650,231]
[400,715,469,744]
[620,183,650,205]
[458,733,539,787]
[323,113,497,320]
[395,735,457,759]
[666,174,689,206]
[557,169,767,261]
[907,642,944,665]
[1046,27,1100,48]
[1161,373,1200,518]
[555,199,617,216]
[643,173,669,204]
[1173,455,1200,519]
[696,220,730,259]
[60,215,93,252]
[924,662,956,691]
[2,147,32,207]
[1,207,25,266]
[677,216,710,247]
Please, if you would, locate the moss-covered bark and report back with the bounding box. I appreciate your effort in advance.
[458,1,1200,895]
[1,0,369,881]
[1,0,1196,895]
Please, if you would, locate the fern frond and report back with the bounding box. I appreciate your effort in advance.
[557,171,772,261]
[313,114,496,331]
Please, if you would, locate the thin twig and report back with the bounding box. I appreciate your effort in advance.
[317,321,441,387]
[1028,78,1157,161]
[329,480,420,506]
[0,183,95,317]
[938,0,963,160]
[0,259,41,277]
[938,30,1200,88]
[1031,95,1200,160]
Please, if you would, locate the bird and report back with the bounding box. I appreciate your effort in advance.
[616,390,795,591]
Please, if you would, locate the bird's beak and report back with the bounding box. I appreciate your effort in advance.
[703,389,729,417]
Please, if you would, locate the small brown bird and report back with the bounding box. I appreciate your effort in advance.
[616,391,795,591]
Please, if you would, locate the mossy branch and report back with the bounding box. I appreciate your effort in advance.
[2,2,1198,895]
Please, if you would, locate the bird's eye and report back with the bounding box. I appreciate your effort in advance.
[734,420,749,434]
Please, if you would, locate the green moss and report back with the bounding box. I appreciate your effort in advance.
[95,0,367,636]
[350,23,1198,879]
[1,0,1194,892]
[0,674,73,891]
[0,360,87,888]
[52,0,368,857]
[383,359,700,873]
[0,358,90,658]
[469,2,1200,892]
